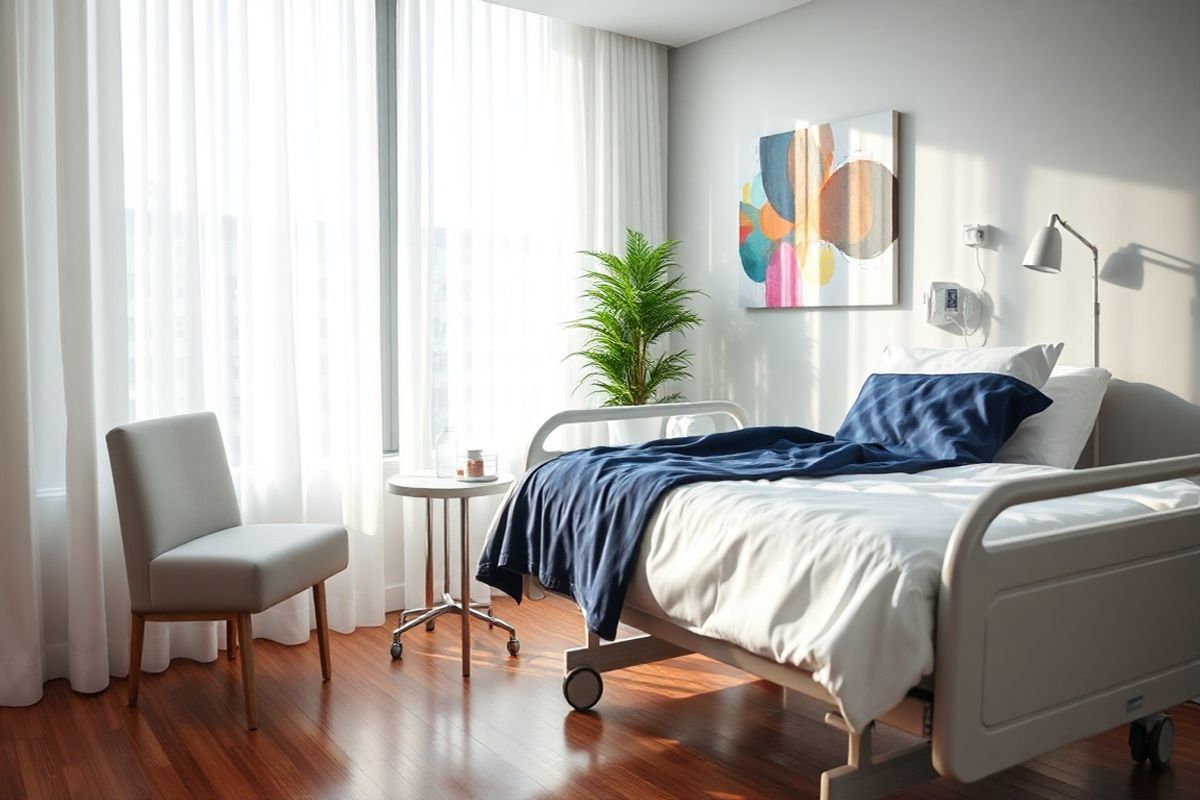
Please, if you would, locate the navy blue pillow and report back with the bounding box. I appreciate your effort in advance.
[834,372,1053,463]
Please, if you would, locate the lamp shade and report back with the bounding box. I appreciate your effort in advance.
[1023,225,1062,273]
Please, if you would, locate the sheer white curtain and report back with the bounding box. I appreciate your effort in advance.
[1,0,129,705]
[119,0,384,643]
[394,0,667,607]
[0,0,382,706]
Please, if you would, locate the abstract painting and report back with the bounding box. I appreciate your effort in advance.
[739,111,898,308]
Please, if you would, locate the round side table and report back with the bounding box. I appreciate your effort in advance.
[385,473,516,677]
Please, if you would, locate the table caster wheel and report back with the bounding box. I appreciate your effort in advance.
[563,666,603,711]
[390,640,403,660]
[425,621,435,632]
[1148,714,1174,768]
[506,637,520,657]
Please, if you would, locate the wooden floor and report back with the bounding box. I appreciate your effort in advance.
[2,594,1198,800]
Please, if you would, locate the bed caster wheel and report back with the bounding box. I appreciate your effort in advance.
[506,637,520,657]
[1148,715,1174,768]
[1130,715,1174,767]
[1129,720,1149,764]
[563,666,603,711]
[390,640,403,660]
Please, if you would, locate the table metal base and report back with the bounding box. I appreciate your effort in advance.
[391,594,520,671]
[389,494,520,675]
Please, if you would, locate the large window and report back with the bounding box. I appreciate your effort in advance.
[120,0,381,476]
[383,0,667,469]
[119,0,665,464]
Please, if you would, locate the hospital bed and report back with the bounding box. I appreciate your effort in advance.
[516,400,1200,800]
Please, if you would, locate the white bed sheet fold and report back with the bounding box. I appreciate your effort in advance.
[625,463,1199,730]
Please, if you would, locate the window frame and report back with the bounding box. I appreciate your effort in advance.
[377,0,400,454]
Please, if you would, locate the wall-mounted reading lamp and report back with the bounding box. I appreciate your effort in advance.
[1023,213,1101,465]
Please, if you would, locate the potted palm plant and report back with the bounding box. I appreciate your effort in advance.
[570,229,704,444]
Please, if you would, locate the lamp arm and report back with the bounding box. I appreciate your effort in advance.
[1049,213,1098,257]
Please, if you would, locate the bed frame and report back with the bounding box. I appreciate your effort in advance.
[519,400,1200,800]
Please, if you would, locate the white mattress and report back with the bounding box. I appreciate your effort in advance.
[625,463,1199,730]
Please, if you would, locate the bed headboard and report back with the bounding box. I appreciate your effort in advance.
[1099,380,1200,465]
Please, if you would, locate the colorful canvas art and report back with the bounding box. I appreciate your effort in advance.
[739,111,898,308]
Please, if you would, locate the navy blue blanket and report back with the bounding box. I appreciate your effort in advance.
[477,373,1051,640]
[475,428,972,640]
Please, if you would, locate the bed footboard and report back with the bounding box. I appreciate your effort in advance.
[521,401,749,602]
[934,455,1200,782]
[523,400,749,469]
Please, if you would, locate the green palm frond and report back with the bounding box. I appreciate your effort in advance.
[567,229,704,406]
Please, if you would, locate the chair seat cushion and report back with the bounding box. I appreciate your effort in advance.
[148,523,349,613]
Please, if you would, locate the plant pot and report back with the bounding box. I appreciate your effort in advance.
[608,416,664,446]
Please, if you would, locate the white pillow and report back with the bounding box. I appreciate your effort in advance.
[879,343,1064,388]
[995,365,1111,468]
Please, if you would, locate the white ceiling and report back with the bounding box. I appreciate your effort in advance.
[481,0,811,48]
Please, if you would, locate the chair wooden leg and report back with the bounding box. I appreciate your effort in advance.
[226,617,237,661]
[313,582,331,681]
[236,613,257,730]
[128,613,145,707]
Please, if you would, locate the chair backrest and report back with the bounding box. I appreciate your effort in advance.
[106,412,242,611]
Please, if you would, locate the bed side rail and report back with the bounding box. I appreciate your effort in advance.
[524,400,749,470]
[933,454,1200,782]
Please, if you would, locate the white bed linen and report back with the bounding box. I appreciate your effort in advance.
[625,463,1199,731]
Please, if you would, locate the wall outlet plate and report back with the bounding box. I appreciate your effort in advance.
[962,223,987,247]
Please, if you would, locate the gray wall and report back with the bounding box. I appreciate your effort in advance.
[668,0,1200,462]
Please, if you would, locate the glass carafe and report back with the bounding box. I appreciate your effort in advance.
[434,427,457,478]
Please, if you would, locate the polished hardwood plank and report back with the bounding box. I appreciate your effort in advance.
[1,594,1197,799]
